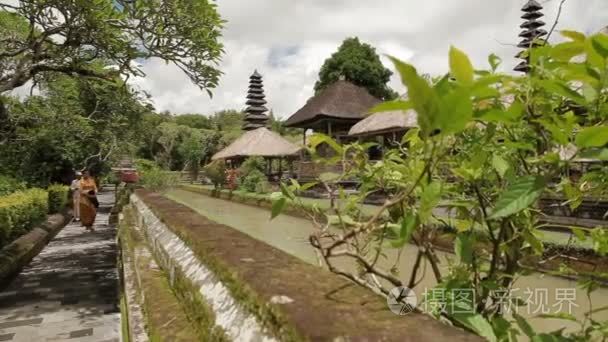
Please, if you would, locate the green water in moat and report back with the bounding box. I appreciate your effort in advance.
[166,188,608,335]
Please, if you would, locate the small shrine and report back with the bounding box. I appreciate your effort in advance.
[211,70,301,180]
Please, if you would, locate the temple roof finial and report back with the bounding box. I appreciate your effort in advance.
[514,0,547,73]
[242,70,269,131]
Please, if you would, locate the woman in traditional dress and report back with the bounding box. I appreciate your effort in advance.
[70,172,82,222]
[79,170,98,232]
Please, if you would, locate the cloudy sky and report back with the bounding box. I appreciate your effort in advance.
[128,1,606,118]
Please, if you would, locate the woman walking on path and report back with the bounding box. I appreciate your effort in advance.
[79,170,98,232]
[70,172,82,221]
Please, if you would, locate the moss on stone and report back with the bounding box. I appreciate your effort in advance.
[119,207,201,342]
[164,262,229,342]
[136,190,480,342]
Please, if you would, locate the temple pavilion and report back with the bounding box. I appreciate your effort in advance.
[212,71,300,179]
[284,80,419,180]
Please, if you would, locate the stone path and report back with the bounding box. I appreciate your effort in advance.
[0,190,120,341]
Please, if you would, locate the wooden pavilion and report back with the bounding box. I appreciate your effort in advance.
[284,80,381,180]
[348,108,418,160]
[211,71,301,180]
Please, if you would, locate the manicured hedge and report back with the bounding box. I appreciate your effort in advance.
[0,189,48,246]
[47,184,69,214]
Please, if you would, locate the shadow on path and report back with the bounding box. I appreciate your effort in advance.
[0,190,120,341]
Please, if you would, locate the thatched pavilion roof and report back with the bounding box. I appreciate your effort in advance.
[348,109,418,137]
[284,80,381,128]
[211,127,301,161]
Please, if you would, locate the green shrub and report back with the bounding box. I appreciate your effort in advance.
[255,179,271,194]
[140,168,179,193]
[0,175,26,196]
[239,169,269,193]
[203,160,227,189]
[47,184,69,214]
[238,156,265,177]
[135,159,160,173]
[0,189,48,245]
[102,172,120,185]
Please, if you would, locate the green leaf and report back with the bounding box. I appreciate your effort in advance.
[391,212,418,248]
[540,80,586,105]
[591,33,608,58]
[560,30,586,42]
[471,86,500,100]
[455,235,473,265]
[449,46,474,86]
[438,88,473,135]
[271,197,286,219]
[488,53,502,71]
[308,133,344,154]
[550,41,585,62]
[300,182,319,191]
[451,313,497,342]
[389,56,440,136]
[420,182,442,221]
[279,182,295,200]
[585,36,606,69]
[491,154,510,177]
[513,312,535,338]
[370,100,412,113]
[523,230,544,254]
[579,148,608,161]
[489,176,546,219]
[571,228,587,241]
[575,126,608,148]
[477,101,524,123]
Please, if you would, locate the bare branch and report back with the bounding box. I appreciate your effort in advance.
[545,0,568,43]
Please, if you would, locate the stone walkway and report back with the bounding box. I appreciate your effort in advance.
[0,190,120,341]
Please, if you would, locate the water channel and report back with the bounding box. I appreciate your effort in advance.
[165,188,608,335]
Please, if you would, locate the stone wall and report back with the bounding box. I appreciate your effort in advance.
[0,212,71,284]
[123,189,481,341]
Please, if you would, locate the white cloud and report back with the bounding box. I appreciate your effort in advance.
[128,0,608,118]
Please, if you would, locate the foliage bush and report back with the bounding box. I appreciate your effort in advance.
[102,172,120,185]
[0,189,48,245]
[238,156,265,177]
[47,184,69,214]
[135,159,160,173]
[203,160,227,189]
[139,168,179,193]
[239,169,269,194]
[273,31,608,340]
[0,175,26,196]
[237,157,270,193]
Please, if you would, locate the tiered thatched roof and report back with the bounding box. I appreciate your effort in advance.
[211,127,301,160]
[243,70,269,131]
[515,0,546,73]
[284,81,381,128]
[348,109,418,137]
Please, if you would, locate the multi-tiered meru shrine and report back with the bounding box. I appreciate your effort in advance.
[243,70,269,131]
[212,70,300,179]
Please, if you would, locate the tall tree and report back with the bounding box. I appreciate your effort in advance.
[314,37,398,100]
[0,1,224,94]
[174,114,213,130]
[0,74,149,185]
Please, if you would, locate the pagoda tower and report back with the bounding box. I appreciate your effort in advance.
[242,70,269,131]
[514,0,547,73]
